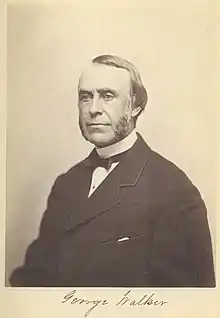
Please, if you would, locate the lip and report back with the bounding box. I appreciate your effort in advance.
[87,123,110,126]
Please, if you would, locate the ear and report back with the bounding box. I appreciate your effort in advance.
[130,95,142,118]
[131,106,142,118]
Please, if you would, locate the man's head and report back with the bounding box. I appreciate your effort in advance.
[78,55,148,148]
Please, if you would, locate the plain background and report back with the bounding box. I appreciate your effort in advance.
[6,3,217,288]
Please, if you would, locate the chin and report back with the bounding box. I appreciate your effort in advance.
[87,132,117,148]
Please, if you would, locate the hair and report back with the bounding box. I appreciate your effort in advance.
[92,54,148,122]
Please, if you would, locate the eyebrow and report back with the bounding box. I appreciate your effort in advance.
[78,88,117,95]
[97,88,117,95]
[78,89,93,95]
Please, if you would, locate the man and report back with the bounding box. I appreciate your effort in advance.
[10,55,215,287]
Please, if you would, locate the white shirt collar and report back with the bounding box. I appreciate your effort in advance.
[96,130,137,159]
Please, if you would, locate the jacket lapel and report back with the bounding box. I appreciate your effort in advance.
[65,133,152,230]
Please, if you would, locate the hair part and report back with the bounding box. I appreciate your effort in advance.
[92,55,148,122]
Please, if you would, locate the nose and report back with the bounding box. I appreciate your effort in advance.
[89,94,103,116]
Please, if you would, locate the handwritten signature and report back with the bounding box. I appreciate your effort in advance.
[62,289,168,317]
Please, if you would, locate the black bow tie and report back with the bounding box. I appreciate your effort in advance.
[87,149,128,170]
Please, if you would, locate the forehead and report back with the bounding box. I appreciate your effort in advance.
[78,64,131,91]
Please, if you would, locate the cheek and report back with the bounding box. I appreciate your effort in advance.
[105,100,131,123]
[79,106,88,120]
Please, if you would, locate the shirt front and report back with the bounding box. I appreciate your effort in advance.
[88,130,137,197]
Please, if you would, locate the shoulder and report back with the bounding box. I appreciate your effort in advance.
[137,134,197,194]
[143,145,203,206]
[148,148,190,183]
[49,158,89,193]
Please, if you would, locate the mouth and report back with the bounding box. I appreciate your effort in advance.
[87,123,110,127]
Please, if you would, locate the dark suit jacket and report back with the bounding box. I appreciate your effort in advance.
[10,134,215,287]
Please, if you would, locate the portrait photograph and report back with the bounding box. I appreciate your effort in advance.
[2,0,219,316]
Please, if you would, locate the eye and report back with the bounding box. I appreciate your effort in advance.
[102,93,114,101]
[79,94,92,102]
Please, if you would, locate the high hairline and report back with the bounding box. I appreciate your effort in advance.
[92,55,142,84]
[92,55,137,72]
[91,54,148,119]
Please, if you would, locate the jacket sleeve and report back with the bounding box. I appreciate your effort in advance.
[9,175,65,287]
[146,180,215,287]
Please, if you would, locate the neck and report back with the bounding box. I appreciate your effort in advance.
[96,129,137,158]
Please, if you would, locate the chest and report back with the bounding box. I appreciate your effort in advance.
[52,166,161,284]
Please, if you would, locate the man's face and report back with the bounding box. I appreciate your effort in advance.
[78,64,137,148]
